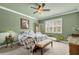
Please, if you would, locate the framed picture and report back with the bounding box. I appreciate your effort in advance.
[20,18,29,29]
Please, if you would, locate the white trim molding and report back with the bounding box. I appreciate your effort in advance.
[0,5,37,20]
[40,8,79,20]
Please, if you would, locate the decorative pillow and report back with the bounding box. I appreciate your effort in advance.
[28,30,35,38]
[35,32,48,42]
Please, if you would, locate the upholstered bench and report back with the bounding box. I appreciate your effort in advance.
[35,37,56,54]
[35,37,56,55]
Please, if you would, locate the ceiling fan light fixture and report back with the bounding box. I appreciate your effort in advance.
[31,3,50,14]
[37,7,44,13]
[38,10,43,13]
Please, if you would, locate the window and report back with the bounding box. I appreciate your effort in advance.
[45,18,62,33]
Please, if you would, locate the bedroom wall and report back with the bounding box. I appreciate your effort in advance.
[62,12,78,40]
[77,13,79,27]
[39,12,79,40]
[0,9,36,33]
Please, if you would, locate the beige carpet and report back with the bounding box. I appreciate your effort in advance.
[0,41,69,55]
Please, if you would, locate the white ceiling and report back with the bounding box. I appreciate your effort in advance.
[0,3,79,20]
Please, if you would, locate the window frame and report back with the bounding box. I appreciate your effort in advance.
[45,17,62,34]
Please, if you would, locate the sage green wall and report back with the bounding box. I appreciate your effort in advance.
[40,12,79,40]
[62,13,78,40]
[0,9,36,33]
[77,13,79,27]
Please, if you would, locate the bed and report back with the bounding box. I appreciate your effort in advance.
[18,30,57,54]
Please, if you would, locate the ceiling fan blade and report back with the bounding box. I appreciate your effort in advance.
[35,3,41,9]
[33,11,38,14]
[43,9,50,11]
[31,7,37,9]
[42,3,45,7]
[35,3,40,6]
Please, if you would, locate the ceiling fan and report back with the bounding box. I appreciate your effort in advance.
[31,3,50,14]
